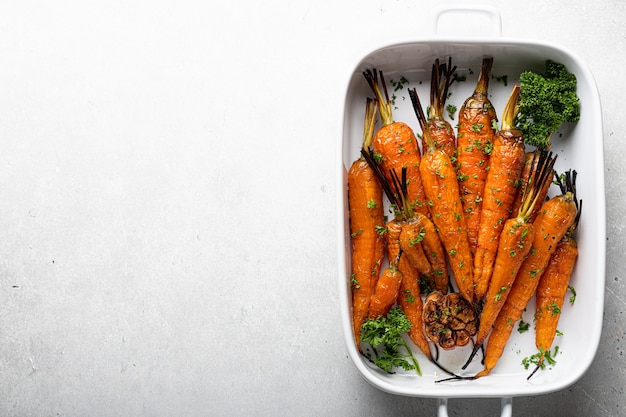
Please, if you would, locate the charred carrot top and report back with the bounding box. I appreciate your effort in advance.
[475,172,577,378]
[472,85,526,304]
[456,57,498,254]
[529,170,581,379]
[511,147,555,222]
[411,86,474,302]
[363,69,429,217]
[421,58,457,158]
[349,98,385,350]
[462,149,557,370]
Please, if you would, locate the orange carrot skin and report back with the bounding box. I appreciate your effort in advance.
[367,220,403,319]
[348,159,385,348]
[477,194,577,377]
[424,119,456,160]
[373,122,429,217]
[401,213,449,294]
[399,219,432,276]
[397,249,432,359]
[510,152,533,217]
[368,219,404,319]
[535,234,578,353]
[473,130,526,303]
[475,218,534,345]
[456,63,498,254]
[420,149,474,302]
[367,264,403,320]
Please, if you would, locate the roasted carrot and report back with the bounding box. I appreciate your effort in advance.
[363,69,430,217]
[397,246,432,358]
[529,170,581,379]
[421,58,457,158]
[386,169,433,358]
[367,247,403,320]
[348,98,385,350]
[410,88,474,302]
[387,160,449,295]
[472,85,526,304]
[462,150,557,369]
[456,57,498,254]
[399,219,432,277]
[474,174,578,378]
[400,214,449,294]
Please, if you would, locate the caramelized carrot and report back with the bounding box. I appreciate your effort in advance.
[530,170,581,379]
[363,69,430,217]
[421,58,457,158]
[472,85,526,304]
[367,245,403,320]
[400,214,449,294]
[396,244,432,358]
[348,98,385,350]
[456,57,498,254]
[462,150,557,369]
[399,218,433,277]
[475,176,577,378]
[410,87,474,302]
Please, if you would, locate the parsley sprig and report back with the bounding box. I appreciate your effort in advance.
[523,346,560,380]
[361,306,422,375]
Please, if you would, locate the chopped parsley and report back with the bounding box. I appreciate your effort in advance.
[522,346,560,371]
[568,285,577,304]
[518,319,530,333]
[361,307,422,375]
[446,104,457,120]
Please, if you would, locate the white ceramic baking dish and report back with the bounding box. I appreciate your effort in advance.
[336,6,605,416]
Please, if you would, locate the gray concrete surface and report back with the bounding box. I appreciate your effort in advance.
[0,1,624,416]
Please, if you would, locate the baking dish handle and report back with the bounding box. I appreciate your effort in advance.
[437,397,512,417]
[432,5,502,38]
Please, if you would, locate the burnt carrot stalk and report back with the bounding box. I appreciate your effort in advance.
[456,57,498,254]
[410,88,474,302]
[348,98,385,350]
[474,176,578,378]
[462,150,557,369]
[529,170,581,379]
[472,85,526,304]
[363,69,430,217]
[421,58,457,159]
[511,150,554,222]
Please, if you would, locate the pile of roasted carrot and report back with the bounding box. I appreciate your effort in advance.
[348,57,581,380]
